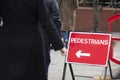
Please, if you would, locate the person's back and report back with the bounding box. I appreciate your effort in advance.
[1,0,43,35]
[44,0,62,76]
[0,0,48,80]
[0,0,65,80]
[46,0,61,35]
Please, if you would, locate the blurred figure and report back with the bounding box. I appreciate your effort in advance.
[0,0,66,80]
[46,0,61,35]
[44,0,62,76]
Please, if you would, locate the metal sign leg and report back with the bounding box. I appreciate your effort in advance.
[62,63,67,80]
[108,60,113,79]
[69,64,75,80]
[104,66,108,80]
[62,63,75,80]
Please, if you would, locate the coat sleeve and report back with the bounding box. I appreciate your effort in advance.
[37,0,64,50]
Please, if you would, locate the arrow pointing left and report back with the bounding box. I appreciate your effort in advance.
[76,50,90,58]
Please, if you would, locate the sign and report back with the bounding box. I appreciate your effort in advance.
[108,14,120,64]
[66,32,111,66]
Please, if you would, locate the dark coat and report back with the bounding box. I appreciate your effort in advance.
[0,0,64,80]
[44,0,62,45]
[46,0,61,36]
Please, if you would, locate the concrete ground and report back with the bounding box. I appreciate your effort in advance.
[48,32,120,80]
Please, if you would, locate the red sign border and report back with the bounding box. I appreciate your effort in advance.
[66,32,111,66]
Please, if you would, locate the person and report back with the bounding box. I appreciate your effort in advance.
[0,0,66,80]
[44,0,62,76]
[46,0,61,36]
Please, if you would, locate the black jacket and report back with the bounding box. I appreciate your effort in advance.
[46,0,61,36]
[0,0,64,80]
[43,0,62,45]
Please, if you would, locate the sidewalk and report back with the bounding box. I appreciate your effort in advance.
[48,50,119,80]
[48,32,120,80]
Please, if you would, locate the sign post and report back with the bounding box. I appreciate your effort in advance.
[62,32,111,80]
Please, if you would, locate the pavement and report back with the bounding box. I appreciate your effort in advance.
[48,32,120,80]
